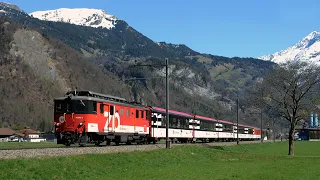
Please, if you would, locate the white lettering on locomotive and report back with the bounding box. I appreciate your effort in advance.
[103,110,121,132]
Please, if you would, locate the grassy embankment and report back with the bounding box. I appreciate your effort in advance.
[1,141,320,180]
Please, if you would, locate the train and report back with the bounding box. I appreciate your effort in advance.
[53,90,261,146]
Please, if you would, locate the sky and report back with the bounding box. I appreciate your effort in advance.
[4,0,320,58]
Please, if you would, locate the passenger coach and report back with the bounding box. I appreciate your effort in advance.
[150,107,261,143]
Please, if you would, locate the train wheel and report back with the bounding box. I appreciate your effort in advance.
[65,140,71,146]
[106,139,111,146]
[115,140,120,146]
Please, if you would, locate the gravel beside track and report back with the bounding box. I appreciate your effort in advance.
[0,140,280,160]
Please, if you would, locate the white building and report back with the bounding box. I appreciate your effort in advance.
[19,127,46,142]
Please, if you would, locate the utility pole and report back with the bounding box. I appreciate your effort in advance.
[236,93,239,145]
[260,107,263,143]
[260,89,263,143]
[165,58,170,149]
[280,121,283,141]
[128,58,170,149]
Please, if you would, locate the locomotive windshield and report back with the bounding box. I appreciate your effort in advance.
[55,99,72,113]
[54,99,97,114]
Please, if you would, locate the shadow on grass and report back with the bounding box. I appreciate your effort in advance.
[209,146,225,151]
[199,144,226,151]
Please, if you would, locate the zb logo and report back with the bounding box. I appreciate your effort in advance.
[104,111,120,131]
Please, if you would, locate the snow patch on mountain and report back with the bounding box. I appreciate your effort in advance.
[30,8,118,29]
[259,31,320,64]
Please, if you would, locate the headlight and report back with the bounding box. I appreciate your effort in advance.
[59,116,65,123]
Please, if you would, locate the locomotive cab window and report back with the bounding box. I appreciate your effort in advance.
[54,101,65,113]
[54,98,73,113]
[136,110,139,118]
[75,100,87,113]
[74,100,97,114]
[141,110,144,118]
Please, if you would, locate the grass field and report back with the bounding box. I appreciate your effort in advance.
[0,142,63,149]
[1,141,320,180]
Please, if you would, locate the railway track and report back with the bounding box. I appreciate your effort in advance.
[0,140,281,160]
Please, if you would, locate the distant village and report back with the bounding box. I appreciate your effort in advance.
[0,127,56,142]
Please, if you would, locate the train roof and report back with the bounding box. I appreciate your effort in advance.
[66,90,127,102]
[152,107,194,118]
[151,106,259,129]
[54,90,148,110]
[195,115,218,122]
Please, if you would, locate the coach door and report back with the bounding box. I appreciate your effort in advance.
[109,105,116,132]
[99,103,105,131]
[151,113,158,138]
[103,105,110,132]
[134,109,138,133]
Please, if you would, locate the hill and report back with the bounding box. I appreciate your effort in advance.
[0,3,276,130]
[0,16,131,130]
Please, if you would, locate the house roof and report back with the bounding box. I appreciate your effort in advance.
[19,128,40,135]
[14,132,25,137]
[0,128,15,136]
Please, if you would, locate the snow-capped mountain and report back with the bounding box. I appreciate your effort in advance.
[259,31,320,64]
[0,2,23,12]
[30,8,118,29]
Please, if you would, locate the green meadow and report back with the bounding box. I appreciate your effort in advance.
[0,142,63,149]
[1,141,319,180]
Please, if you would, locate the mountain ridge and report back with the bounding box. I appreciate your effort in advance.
[259,31,320,64]
[30,8,118,29]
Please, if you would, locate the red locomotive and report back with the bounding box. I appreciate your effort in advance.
[53,90,261,146]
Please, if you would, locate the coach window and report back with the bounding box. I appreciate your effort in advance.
[152,114,157,122]
[126,109,130,117]
[110,106,114,115]
[120,108,124,116]
[225,124,232,132]
[209,122,214,131]
[161,116,166,126]
[179,118,185,129]
[170,117,177,128]
[141,110,144,118]
[100,104,104,114]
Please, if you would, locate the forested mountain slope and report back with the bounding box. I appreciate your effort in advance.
[0,3,275,130]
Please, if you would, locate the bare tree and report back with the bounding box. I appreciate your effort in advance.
[260,60,320,156]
